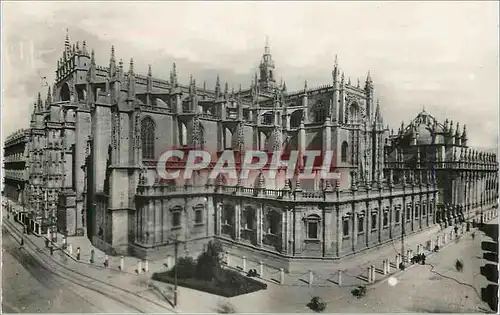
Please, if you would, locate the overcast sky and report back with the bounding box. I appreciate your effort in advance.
[2,1,498,151]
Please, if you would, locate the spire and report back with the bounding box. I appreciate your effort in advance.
[455,122,460,137]
[461,124,468,139]
[46,86,52,106]
[215,74,221,96]
[282,80,287,92]
[374,99,381,122]
[264,36,270,55]
[348,77,351,85]
[357,78,360,88]
[366,70,372,84]
[341,72,345,84]
[64,28,70,52]
[171,63,177,87]
[90,49,95,65]
[304,80,308,92]
[334,54,338,67]
[148,64,152,76]
[37,92,43,110]
[82,41,88,55]
[129,58,134,74]
[224,82,229,97]
[110,45,115,62]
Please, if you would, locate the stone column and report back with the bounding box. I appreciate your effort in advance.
[257,204,263,246]
[281,210,287,253]
[336,206,342,256]
[216,203,222,236]
[352,210,358,251]
[148,199,154,245]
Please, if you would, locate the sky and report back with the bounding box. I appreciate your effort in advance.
[1,1,499,151]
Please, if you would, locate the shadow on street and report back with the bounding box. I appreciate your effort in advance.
[478,223,499,312]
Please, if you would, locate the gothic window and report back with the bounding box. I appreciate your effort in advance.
[415,205,420,218]
[341,141,349,163]
[358,213,365,233]
[141,117,155,159]
[348,103,359,123]
[290,110,303,128]
[60,83,70,101]
[371,212,378,230]
[395,206,401,223]
[406,205,411,221]
[194,204,204,224]
[422,204,427,216]
[305,214,320,239]
[342,218,349,236]
[314,102,327,123]
[262,112,274,125]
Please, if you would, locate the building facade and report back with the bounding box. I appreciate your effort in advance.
[14,32,499,269]
[3,129,30,205]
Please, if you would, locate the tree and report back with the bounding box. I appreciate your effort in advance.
[196,240,224,281]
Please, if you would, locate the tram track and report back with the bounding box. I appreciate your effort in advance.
[3,220,177,313]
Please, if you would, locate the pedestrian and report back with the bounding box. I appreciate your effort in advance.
[472,232,475,240]
[455,259,463,272]
[421,253,426,265]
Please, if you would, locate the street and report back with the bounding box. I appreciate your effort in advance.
[2,229,142,313]
[222,219,498,313]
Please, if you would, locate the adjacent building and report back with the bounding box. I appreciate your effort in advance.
[3,129,30,205]
[8,31,498,271]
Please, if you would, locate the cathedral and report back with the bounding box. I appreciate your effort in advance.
[13,31,498,270]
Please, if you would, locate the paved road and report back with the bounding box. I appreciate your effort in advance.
[218,220,498,313]
[1,229,142,313]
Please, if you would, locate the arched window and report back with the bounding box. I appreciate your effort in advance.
[341,141,348,163]
[141,117,155,159]
[314,102,327,123]
[60,83,71,101]
[290,110,303,128]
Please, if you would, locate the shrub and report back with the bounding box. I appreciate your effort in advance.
[196,240,224,281]
[307,296,327,312]
[168,256,196,279]
[351,285,367,299]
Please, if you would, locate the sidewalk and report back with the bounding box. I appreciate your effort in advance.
[3,197,495,313]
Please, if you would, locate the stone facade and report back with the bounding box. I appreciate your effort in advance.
[13,31,499,265]
[3,129,30,205]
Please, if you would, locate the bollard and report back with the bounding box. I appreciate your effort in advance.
[120,256,124,271]
[76,247,81,260]
[429,239,434,250]
[416,245,421,255]
[338,270,343,286]
[144,259,149,272]
[225,251,230,266]
[309,270,314,286]
[279,268,285,284]
[406,250,410,262]
[397,253,401,266]
[436,236,440,247]
[409,250,413,260]
[68,244,72,255]
[382,260,387,275]
[104,254,109,268]
[259,261,264,277]
[371,265,376,282]
[387,259,391,273]
[90,249,95,264]
[367,267,372,283]
[137,261,142,274]
[242,256,247,272]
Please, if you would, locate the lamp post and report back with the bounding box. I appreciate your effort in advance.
[167,234,181,307]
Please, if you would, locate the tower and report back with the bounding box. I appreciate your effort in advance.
[258,37,277,93]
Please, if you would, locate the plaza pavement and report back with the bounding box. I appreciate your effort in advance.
[3,199,497,313]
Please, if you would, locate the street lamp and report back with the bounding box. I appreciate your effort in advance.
[167,234,182,307]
